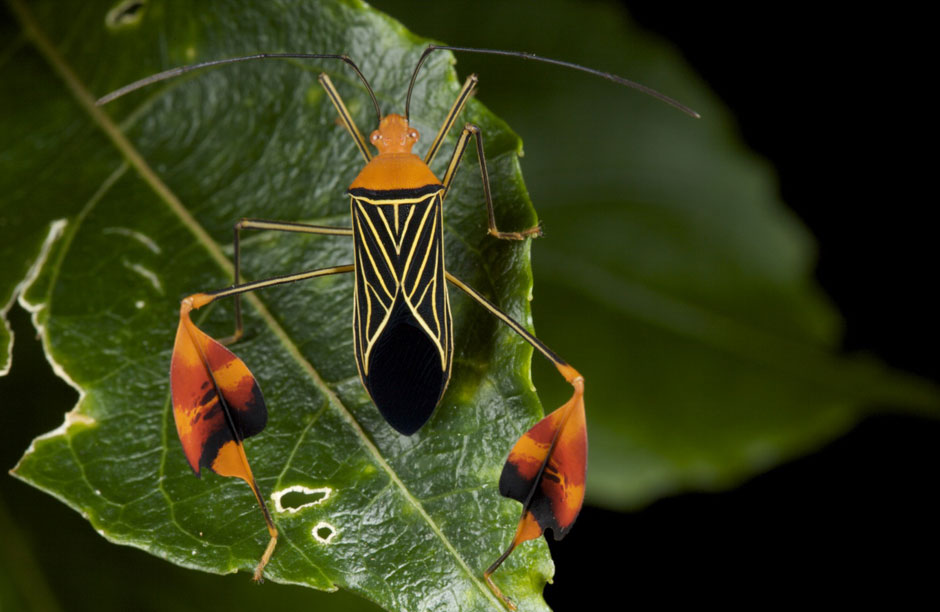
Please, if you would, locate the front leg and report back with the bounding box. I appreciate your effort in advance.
[441,124,543,241]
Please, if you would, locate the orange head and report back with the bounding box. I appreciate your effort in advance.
[369,114,419,154]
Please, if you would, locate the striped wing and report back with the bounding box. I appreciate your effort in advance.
[350,187,453,435]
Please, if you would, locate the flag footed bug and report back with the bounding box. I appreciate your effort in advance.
[97,43,698,609]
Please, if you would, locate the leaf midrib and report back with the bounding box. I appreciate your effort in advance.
[8,1,505,608]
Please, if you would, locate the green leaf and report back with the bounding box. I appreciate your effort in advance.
[2,0,550,610]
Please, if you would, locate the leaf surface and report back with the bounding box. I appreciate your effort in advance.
[3,1,551,610]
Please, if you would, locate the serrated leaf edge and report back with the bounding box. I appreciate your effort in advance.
[0,219,67,377]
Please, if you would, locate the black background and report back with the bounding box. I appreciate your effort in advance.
[543,4,938,607]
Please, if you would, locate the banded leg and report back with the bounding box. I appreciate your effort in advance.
[441,124,542,241]
[225,219,352,343]
[424,74,479,165]
[445,272,585,610]
[171,264,354,582]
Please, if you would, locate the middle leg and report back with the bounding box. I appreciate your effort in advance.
[225,218,352,343]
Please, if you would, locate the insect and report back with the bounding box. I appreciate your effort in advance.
[98,44,696,609]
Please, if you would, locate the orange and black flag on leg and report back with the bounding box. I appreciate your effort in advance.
[485,364,586,610]
[169,293,278,581]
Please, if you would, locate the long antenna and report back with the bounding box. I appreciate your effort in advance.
[96,53,382,123]
[405,44,700,122]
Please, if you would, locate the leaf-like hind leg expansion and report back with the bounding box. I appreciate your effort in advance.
[172,294,277,581]
[441,123,543,241]
[225,219,352,344]
[445,272,586,610]
[171,265,353,580]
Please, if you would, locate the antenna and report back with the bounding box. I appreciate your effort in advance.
[96,53,383,124]
[405,44,700,122]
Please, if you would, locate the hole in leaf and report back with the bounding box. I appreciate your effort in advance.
[312,521,336,544]
[271,485,332,514]
[105,0,146,29]
[281,489,327,509]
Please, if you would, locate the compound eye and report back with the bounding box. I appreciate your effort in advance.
[370,131,380,142]
[407,129,419,141]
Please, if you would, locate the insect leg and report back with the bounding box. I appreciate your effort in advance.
[225,219,353,344]
[172,264,354,581]
[424,74,478,165]
[445,272,585,610]
[319,73,372,163]
[441,125,543,241]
